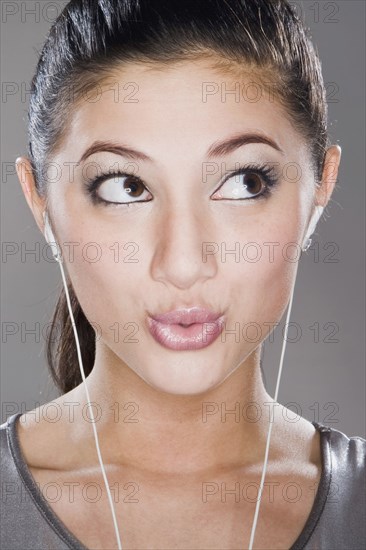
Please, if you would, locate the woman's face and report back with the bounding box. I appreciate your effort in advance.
[35,60,329,394]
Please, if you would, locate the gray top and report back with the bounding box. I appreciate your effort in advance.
[1,412,365,549]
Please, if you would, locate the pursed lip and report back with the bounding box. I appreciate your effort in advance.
[146,306,226,350]
[148,307,223,325]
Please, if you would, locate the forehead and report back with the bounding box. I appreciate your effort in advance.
[58,59,308,165]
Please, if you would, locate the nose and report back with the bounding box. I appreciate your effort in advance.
[150,201,218,290]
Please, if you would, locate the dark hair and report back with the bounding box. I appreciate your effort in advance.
[28,0,330,394]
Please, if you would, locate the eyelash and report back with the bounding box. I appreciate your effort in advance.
[83,162,279,207]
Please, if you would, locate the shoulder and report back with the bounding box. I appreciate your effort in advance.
[293,422,365,549]
[0,413,31,507]
[316,421,365,467]
[0,413,34,547]
[1,413,47,522]
[314,421,365,489]
[0,412,74,550]
[2,393,87,471]
[312,422,365,542]
[0,413,19,476]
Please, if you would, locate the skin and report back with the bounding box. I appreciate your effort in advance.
[15,59,341,549]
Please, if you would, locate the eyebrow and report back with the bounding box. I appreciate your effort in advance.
[76,132,284,165]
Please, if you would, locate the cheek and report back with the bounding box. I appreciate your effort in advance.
[226,230,300,329]
[257,244,298,322]
[63,237,144,332]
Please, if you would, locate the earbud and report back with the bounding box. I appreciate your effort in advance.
[43,210,62,262]
[301,205,324,252]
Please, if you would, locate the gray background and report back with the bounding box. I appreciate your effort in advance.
[1,1,365,436]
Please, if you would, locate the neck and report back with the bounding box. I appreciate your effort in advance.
[71,343,277,475]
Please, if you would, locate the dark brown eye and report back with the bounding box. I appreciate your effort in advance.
[211,165,276,202]
[242,172,264,195]
[123,176,145,197]
[92,172,152,205]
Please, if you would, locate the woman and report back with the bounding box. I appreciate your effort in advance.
[1,0,364,549]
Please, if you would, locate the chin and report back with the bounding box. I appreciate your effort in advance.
[137,359,228,396]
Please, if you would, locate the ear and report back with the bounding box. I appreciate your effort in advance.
[15,156,47,234]
[314,145,342,207]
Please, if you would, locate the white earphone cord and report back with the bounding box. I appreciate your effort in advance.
[57,258,123,550]
[248,278,297,550]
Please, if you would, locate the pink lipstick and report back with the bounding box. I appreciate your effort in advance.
[146,307,225,350]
